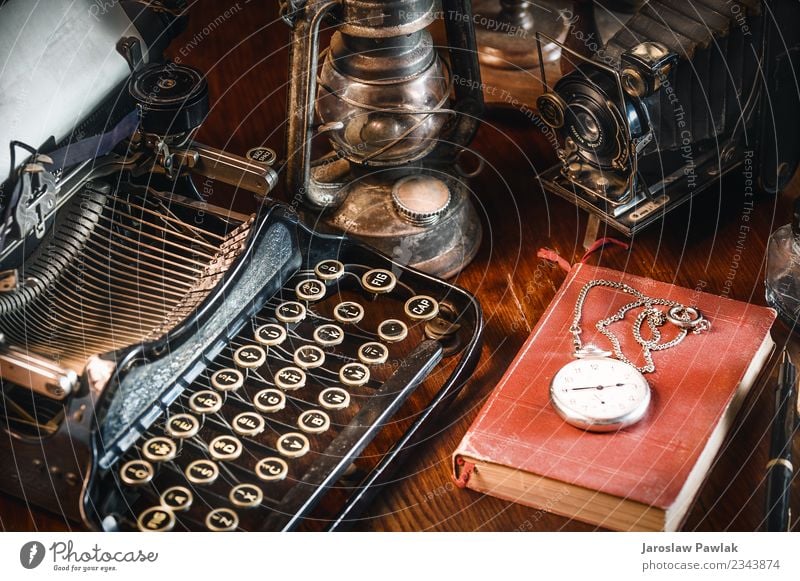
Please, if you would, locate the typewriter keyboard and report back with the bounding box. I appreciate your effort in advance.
[97,220,482,532]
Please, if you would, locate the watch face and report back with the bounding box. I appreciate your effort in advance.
[549,357,651,432]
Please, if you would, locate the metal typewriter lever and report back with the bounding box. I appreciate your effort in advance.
[154,141,278,197]
[0,341,77,400]
[13,159,58,241]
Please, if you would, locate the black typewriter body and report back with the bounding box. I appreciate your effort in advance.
[0,1,483,532]
[0,162,483,532]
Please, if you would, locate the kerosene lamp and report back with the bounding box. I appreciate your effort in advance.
[283,0,484,277]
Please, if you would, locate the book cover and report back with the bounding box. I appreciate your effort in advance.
[453,264,776,531]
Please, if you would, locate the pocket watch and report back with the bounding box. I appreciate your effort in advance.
[550,346,651,432]
[550,280,710,433]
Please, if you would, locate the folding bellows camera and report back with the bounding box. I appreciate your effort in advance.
[536,0,800,235]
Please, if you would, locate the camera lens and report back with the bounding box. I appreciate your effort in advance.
[573,106,601,144]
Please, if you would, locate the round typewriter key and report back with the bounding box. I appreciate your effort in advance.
[209,435,243,461]
[255,323,287,346]
[166,413,200,439]
[313,323,344,346]
[276,301,306,323]
[298,410,331,434]
[319,387,350,410]
[294,344,325,369]
[255,457,289,481]
[334,301,364,324]
[232,412,266,437]
[276,432,310,458]
[339,362,370,387]
[189,390,223,414]
[361,268,396,294]
[185,459,219,484]
[142,437,177,463]
[161,486,193,512]
[378,319,408,343]
[296,278,326,302]
[206,508,239,532]
[274,366,306,391]
[211,368,244,392]
[315,259,345,281]
[254,388,286,413]
[358,342,389,365]
[229,483,263,508]
[233,345,266,369]
[137,506,175,532]
[120,459,154,486]
[404,295,439,321]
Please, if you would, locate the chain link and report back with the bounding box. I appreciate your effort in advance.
[570,279,707,374]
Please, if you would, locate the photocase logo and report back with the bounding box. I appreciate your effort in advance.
[19,541,46,569]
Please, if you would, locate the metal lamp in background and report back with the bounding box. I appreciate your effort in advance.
[282,0,484,278]
[472,0,572,109]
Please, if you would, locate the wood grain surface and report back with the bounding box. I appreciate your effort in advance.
[1,0,797,532]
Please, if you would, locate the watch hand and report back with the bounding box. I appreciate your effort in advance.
[569,383,629,391]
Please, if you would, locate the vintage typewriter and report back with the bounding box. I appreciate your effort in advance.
[0,0,483,531]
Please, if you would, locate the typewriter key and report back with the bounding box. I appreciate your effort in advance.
[334,301,365,324]
[255,457,289,481]
[120,459,154,486]
[209,435,243,461]
[206,508,239,532]
[189,390,224,414]
[166,414,200,439]
[298,410,330,434]
[358,342,389,365]
[276,432,310,458]
[296,278,326,301]
[294,345,325,369]
[377,319,408,343]
[276,301,307,323]
[142,437,177,463]
[319,387,350,410]
[230,483,263,508]
[404,295,439,321]
[137,506,175,532]
[232,412,266,437]
[339,362,370,387]
[185,459,219,485]
[313,323,344,346]
[361,268,397,294]
[161,486,193,512]
[211,368,244,392]
[234,345,267,369]
[255,323,287,346]
[315,259,345,281]
[253,388,286,413]
[274,366,306,391]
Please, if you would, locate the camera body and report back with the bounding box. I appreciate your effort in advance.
[536,0,800,235]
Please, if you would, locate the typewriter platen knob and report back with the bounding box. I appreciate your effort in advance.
[129,63,209,137]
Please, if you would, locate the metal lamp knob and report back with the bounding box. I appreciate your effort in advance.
[391,176,451,227]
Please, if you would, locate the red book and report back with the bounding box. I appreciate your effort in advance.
[453,264,776,531]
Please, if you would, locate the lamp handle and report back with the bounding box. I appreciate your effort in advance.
[431,0,485,161]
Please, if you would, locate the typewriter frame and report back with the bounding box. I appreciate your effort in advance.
[0,144,483,530]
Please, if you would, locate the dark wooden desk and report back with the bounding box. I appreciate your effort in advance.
[1,0,797,532]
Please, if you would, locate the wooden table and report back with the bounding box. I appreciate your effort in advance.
[2,0,797,532]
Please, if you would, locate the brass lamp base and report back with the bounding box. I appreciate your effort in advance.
[303,169,482,279]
